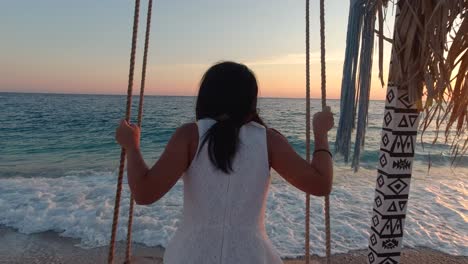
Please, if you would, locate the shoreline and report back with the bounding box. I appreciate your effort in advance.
[1,227,466,264]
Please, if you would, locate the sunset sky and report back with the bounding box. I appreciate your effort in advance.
[0,0,395,99]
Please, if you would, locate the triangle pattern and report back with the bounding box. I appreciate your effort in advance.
[398,116,409,127]
[409,115,418,126]
[378,257,398,264]
[398,201,407,211]
[398,94,412,108]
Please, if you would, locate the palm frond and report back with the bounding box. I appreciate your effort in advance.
[383,0,467,163]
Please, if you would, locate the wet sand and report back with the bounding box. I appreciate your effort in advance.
[0,227,466,264]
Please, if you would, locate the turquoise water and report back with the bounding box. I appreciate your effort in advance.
[0,92,466,256]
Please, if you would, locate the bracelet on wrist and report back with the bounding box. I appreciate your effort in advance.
[313,148,332,158]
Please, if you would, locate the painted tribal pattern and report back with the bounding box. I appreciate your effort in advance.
[367,85,420,264]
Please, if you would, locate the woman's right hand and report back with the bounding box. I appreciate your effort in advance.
[313,106,334,137]
[115,119,141,150]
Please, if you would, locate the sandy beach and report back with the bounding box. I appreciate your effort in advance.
[1,227,466,264]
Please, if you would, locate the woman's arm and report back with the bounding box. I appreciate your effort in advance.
[116,121,197,205]
[267,109,334,196]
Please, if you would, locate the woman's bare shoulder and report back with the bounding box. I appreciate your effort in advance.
[177,122,197,135]
[173,122,198,158]
[165,122,198,148]
[266,128,288,145]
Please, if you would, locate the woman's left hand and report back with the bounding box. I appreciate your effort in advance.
[116,120,140,150]
[312,106,334,137]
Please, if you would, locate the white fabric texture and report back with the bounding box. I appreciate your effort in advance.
[163,119,283,264]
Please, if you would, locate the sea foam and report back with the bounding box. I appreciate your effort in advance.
[0,166,466,257]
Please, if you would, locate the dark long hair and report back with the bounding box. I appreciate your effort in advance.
[196,61,266,173]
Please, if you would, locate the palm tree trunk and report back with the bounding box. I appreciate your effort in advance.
[367,6,421,264]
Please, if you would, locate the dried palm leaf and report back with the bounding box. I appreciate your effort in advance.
[381,0,467,163]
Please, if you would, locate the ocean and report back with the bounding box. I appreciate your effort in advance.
[0,92,466,257]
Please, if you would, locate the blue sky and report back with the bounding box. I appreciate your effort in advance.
[0,0,394,99]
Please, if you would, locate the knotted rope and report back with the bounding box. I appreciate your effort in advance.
[305,0,311,262]
[108,1,153,263]
[305,0,331,263]
[108,1,140,262]
[319,0,332,261]
[125,0,153,262]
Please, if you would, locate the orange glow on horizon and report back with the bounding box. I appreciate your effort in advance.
[1,55,389,100]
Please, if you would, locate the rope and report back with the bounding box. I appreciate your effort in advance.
[319,0,327,111]
[305,0,311,263]
[108,0,140,263]
[319,0,332,262]
[125,1,154,263]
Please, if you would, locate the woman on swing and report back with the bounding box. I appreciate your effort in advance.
[116,61,334,264]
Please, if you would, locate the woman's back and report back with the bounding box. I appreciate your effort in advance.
[163,119,283,264]
[116,61,333,264]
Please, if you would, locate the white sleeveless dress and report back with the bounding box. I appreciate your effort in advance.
[163,119,283,264]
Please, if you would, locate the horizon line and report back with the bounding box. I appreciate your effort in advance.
[0,91,386,101]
